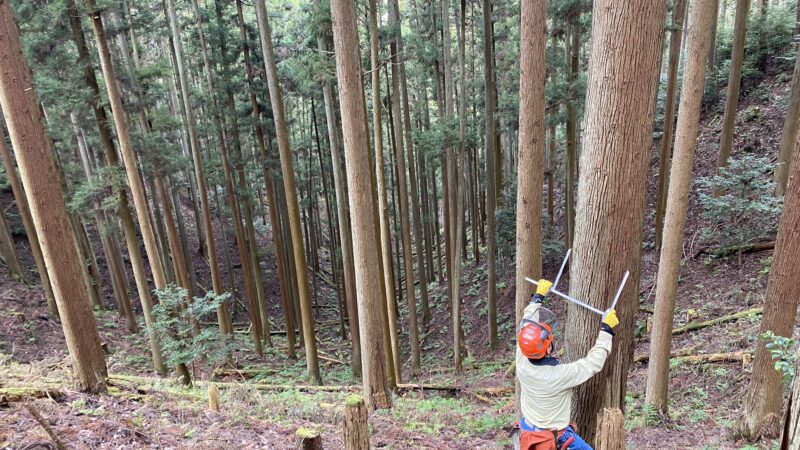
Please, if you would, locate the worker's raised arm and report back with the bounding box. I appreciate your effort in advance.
[550,310,619,390]
[515,279,553,365]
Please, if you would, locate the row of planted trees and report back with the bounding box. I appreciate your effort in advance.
[4,0,800,445]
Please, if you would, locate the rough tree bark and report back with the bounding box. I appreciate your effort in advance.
[330,0,393,409]
[741,91,800,441]
[514,0,546,329]
[0,0,108,392]
[564,1,667,443]
[645,0,716,413]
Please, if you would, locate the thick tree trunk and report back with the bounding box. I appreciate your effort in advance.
[741,102,800,441]
[564,1,667,443]
[0,1,108,392]
[715,0,752,190]
[645,0,716,413]
[330,0,393,410]
[255,0,320,384]
[654,0,689,250]
[0,132,56,316]
[515,0,546,326]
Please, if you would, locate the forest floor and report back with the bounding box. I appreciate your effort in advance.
[0,71,795,449]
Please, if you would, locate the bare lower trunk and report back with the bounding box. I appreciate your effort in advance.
[565,1,667,443]
[331,0,392,409]
[255,0,320,383]
[0,1,108,392]
[645,0,716,412]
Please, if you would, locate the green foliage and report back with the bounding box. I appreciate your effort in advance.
[762,330,797,385]
[153,286,233,368]
[696,154,783,250]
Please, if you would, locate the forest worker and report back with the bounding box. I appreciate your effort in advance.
[514,279,619,450]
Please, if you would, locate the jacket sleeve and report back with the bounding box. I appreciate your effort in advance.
[549,331,613,390]
[515,301,542,367]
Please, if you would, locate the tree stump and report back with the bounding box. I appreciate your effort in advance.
[343,395,369,450]
[594,407,624,450]
[207,383,219,412]
[295,427,322,450]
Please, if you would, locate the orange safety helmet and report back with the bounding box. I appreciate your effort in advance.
[518,307,558,360]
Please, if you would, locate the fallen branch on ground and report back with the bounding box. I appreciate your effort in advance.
[671,307,762,335]
[0,387,63,406]
[25,402,68,450]
[673,351,752,365]
[634,345,699,363]
[693,241,775,259]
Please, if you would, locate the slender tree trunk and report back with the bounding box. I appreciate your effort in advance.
[392,0,431,330]
[72,115,137,332]
[715,0,752,191]
[645,0,716,413]
[367,0,402,384]
[331,0,393,409]
[85,0,168,374]
[565,16,580,250]
[0,1,108,392]
[171,0,232,337]
[655,0,689,250]
[0,202,24,282]
[483,0,498,351]
[564,1,667,443]
[388,0,421,374]
[255,0,320,383]
[775,39,800,196]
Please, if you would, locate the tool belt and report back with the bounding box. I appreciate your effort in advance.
[511,418,577,450]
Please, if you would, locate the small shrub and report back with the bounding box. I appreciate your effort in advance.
[696,155,783,255]
[153,286,233,368]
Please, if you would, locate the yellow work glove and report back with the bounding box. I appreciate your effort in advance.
[602,309,619,329]
[535,279,553,296]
